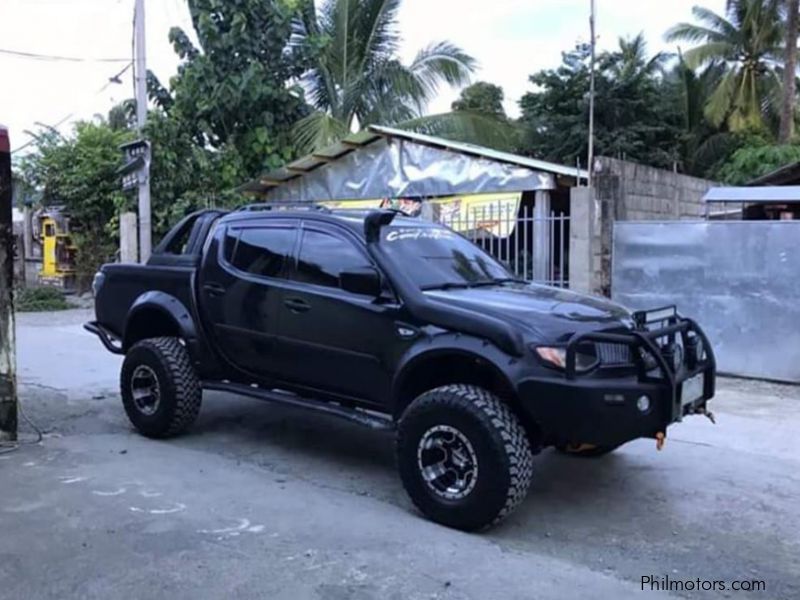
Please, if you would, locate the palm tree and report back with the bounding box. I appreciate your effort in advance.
[291,0,478,152]
[671,53,734,174]
[606,33,666,81]
[666,0,784,132]
[780,0,799,142]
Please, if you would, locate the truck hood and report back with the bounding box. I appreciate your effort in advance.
[424,283,634,341]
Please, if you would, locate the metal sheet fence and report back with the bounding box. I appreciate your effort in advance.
[436,203,569,287]
[613,221,800,382]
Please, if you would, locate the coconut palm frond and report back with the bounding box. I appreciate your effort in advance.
[395,111,519,152]
[669,0,783,132]
[705,69,740,127]
[682,41,737,68]
[408,41,476,91]
[691,6,739,38]
[292,111,350,154]
[666,23,729,45]
[293,0,477,142]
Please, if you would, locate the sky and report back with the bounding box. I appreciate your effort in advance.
[0,0,727,154]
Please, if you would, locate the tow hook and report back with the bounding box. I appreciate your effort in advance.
[696,406,716,424]
[656,432,666,451]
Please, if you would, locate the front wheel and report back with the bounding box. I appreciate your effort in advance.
[396,385,534,531]
[120,337,202,438]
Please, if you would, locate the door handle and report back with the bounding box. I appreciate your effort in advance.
[284,297,311,313]
[203,282,226,296]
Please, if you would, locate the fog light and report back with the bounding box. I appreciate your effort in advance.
[637,395,651,413]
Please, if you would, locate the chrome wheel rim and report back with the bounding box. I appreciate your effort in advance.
[130,365,160,416]
[417,425,478,500]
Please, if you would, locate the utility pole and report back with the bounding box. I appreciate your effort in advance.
[0,124,17,441]
[587,0,597,188]
[134,0,151,262]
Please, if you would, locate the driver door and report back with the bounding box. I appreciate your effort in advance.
[272,222,400,405]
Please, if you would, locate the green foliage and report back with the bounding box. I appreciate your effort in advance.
[665,0,784,132]
[18,121,133,280]
[519,35,684,170]
[452,82,507,118]
[19,122,132,230]
[714,140,800,183]
[15,286,70,312]
[291,0,477,151]
[144,112,246,240]
[158,0,311,175]
[397,111,520,152]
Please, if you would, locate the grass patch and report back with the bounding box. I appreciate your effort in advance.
[15,286,71,312]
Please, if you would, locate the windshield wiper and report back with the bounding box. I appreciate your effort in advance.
[421,282,471,291]
[422,278,525,291]
[467,278,527,288]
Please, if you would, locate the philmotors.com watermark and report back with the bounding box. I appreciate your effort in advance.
[642,575,766,593]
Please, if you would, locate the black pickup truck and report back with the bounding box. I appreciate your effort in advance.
[86,205,716,531]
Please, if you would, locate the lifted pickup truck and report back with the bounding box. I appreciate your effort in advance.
[86,205,716,531]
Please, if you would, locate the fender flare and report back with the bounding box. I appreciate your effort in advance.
[390,336,518,416]
[123,291,197,350]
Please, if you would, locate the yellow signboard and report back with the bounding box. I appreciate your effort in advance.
[321,192,522,238]
[430,192,522,238]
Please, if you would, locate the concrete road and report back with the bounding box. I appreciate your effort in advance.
[1,309,798,599]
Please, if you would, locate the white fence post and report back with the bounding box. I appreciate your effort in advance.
[533,191,551,283]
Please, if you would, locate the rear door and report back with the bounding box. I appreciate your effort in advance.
[200,218,299,378]
[272,221,400,404]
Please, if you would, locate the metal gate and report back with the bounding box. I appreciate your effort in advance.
[613,221,800,382]
[436,203,569,287]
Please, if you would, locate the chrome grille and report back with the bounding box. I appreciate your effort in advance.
[596,343,633,366]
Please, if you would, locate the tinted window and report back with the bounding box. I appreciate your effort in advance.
[223,228,239,262]
[164,216,198,254]
[381,225,511,289]
[295,229,372,289]
[230,227,295,279]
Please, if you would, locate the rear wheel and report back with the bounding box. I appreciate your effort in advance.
[554,443,619,458]
[120,337,201,438]
[396,384,534,531]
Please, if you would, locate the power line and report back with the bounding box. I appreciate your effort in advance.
[10,62,133,155]
[0,48,130,63]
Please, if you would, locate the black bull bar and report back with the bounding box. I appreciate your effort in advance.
[565,306,716,421]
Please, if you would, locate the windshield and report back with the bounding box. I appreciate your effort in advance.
[380,225,515,290]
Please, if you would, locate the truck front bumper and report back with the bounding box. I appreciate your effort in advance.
[517,307,716,448]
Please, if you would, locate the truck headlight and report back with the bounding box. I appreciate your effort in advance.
[535,345,598,373]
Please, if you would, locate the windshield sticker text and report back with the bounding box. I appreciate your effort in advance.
[385,228,455,242]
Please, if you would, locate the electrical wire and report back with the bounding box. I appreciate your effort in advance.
[0,396,44,455]
[0,48,130,63]
[10,61,133,155]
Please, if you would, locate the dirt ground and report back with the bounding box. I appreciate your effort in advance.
[1,309,798,599]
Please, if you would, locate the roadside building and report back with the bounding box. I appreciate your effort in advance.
[241,125,587,288]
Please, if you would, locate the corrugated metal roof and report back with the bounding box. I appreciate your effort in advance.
[241,125,587,194]
[749,161,800,186]
[367,125,589,179]
[704,186,800,202]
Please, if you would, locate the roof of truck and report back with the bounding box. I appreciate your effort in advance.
[218,207,434,237]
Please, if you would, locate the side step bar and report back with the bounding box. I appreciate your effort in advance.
[84,321,124,355]
[203,381,395,432]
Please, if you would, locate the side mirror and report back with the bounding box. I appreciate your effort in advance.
[340,267,383,297]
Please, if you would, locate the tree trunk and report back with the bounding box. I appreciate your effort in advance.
[780,0,800,143]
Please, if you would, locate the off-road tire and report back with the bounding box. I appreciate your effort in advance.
[554,443,620,458]
[396,384,534,531]
[120,337,201,439]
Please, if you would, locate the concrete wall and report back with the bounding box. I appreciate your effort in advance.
[595,157,714,221]
[569,157,716,296]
